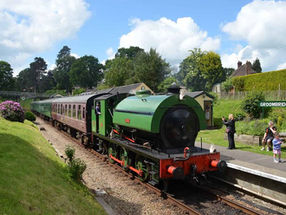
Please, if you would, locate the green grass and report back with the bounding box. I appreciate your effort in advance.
[213,99,243,118]
[0,117,106,215]
[198,128,286,159]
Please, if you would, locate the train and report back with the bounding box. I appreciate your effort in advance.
[31,83,226,186]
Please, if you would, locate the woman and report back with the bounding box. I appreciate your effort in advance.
[222,114,236,149]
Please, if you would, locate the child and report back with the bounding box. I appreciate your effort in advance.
[273,133,283,163]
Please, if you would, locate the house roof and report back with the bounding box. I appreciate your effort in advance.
[232,62,256,77]
[185,91,214,99]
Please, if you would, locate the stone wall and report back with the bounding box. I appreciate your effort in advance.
[224,132,286,146]
[224,134,262,146]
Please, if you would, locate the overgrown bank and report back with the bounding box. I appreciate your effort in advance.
[213,98,286,134]
[0,117,106,214]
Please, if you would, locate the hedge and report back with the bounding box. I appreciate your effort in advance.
[232,69,286,91]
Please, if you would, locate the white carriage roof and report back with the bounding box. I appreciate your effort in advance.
[51,83,143,104]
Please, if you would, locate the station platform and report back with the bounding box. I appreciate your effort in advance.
[195,142,286,183]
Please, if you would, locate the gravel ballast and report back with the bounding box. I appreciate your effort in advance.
[36,118,184,215]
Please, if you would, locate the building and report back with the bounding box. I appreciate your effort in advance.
[185,91,214,128]
[231,61,256,77]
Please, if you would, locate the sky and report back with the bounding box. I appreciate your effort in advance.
[1,0,286,76]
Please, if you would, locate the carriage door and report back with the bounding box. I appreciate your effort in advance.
[94,101,101,133]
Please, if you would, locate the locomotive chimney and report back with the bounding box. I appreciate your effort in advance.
[167,82,181,94]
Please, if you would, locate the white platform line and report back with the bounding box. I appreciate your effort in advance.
[227,162,286,184]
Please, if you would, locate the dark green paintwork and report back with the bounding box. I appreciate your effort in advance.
[113,94,206,133]
[92,97,116,136]
[31,100,53,118]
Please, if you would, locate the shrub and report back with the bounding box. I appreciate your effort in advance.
[25,111,36,121]
[0,100,25,122]
[73,88,86,96]
[231,69,286,91]
[64,146,86,181]
[69,158,87,181]
[65,146,75,163]
[280,120,286,132]
[236,119,268,136]
[241,92,270,119]
[234,112,246,121]
[222,78,233,92]
[232,77,244,91]
[213,117,223,128]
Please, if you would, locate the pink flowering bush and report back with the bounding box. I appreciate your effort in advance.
[0,100,25,122]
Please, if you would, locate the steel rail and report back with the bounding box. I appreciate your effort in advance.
[46,122,202,215]
[193,185,261,215]
[40,118,260,215]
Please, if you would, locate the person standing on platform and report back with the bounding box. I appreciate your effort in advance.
[261,121,277,151]
[222,114,236,149]
[273,133,283,163]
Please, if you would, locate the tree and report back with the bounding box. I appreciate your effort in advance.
[157,76,178,93]
[39,71,56,93]
[16,68,32,91]
[115,46,144,59]
[53,46,75,93]
[199,51,224,91]
[252,58,262,73]
[178,49,227,91]
[132,48,171,92]
[222,78,233,93]
[0,61,14,90]
[29,57,47,92]
[178,48,206,91]
[70,55,103,89]
[222,68,234,79]
[57,45,71,61]
[242,91,269,118]
[104,57,134,87]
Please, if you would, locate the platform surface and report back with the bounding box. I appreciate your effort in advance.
[195,142,286,182]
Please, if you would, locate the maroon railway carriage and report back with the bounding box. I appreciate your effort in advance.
[51,94,101,141]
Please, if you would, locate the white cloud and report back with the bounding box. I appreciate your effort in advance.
[277,62,286,70]
[119,17,220,67]
[71,53,80,59]
[106,47,115,59]
[222,0,286,71]
[0,0,90,72]
[48,63,56,71]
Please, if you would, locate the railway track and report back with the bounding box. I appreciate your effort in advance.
[43,120,263,215]
[190,184,261,215]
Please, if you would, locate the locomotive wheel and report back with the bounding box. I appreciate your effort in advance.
[135,155,149,182]
[107,147,115,164]
[120,148,129,171]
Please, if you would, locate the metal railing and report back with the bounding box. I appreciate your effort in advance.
[0,91,50,99]
[218,90,286,100]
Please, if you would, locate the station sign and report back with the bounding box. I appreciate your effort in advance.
[259,101,286,107]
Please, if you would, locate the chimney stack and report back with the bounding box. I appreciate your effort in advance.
[237,61,242,68]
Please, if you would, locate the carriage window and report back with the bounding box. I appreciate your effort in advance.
[73,105,76,118]
[57,104,60,113]
[65,105,67,115]
[61,104,63,115]
[78,105,82,120]
[82,107,85,119]
[69,105,72,117]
